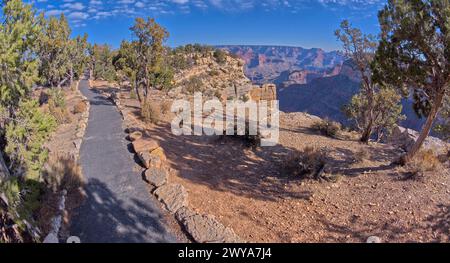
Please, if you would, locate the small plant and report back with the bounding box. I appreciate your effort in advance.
[73,101,87,114]
[47,88,66,108]
[283,146,328,180]
[48,98,71,124]
[141,100,160,124]
[402,149,441,179]
[185,76,203,94]
[213,49,227,64]
[311,118,342,138]
[354,148,370,163]
[160,100,171,115]
[42,153,84,193]
[130,89,137,100]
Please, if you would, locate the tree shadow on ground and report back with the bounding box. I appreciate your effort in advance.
[70,178,173,243]
[316,203,450,242]
[143,122,314,202]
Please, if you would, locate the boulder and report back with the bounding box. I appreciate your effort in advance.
[132,138,159,154]
[389,126,448,154]
[154,183,188,213]
[145,168,168,188]
[138,147,166,169]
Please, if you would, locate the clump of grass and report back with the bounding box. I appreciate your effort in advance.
[354,148,370,163]
[160,100,171,115]
[42,153,84,193]
[141,100,161,124]
[311,118,342,138]
[48,88,70,124]
[130,89,137,100]
[402,149,442,180]
[283,146,328,180]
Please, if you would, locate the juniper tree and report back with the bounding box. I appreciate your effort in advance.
[130,17,170,99]
[113,40,140,101]
[336,20,404,143]
[0,0,40,110]
[37,14,72,88]
[373,0,450,164]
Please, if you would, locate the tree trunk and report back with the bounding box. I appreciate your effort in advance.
[359,76,375,143]
[135,79,141,103]
[0,151,11,183]
[399,90,445,165]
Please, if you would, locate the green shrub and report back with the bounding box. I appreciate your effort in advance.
[5,99,57,180]
[213,49,227,64]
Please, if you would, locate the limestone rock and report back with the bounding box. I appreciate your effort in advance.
[178,213,241,243]
[145,168,168,188]
[129,131,143,142]
[154,184,188,213]
[73,139,82,150]
[367,236,382,243]
[138,147,166,169]
[389,126,448,154]
[132,138,159,154]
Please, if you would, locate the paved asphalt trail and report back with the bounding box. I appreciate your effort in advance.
[70,79,176,243]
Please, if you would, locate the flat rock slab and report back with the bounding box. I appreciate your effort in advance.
[132,138,159,154]
[154,184,188,213]
[177,209,241,243]
[145,168,168,188]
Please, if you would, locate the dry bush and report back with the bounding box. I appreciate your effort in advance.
[354,148,370,163]
[403,149,442,179]
[283,146,328,180]
[48,99,71,124]
[311,118,342,138]
[42,153,84,193]
[72,101,87,114]
[161,100,172,115]
[141,101,160,124]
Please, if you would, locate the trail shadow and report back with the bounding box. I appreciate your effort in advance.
[70,178,173,243]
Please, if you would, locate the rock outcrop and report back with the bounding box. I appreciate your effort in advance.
[389,126,448,154]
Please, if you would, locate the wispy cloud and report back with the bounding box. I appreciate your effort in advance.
[29,0,385,27]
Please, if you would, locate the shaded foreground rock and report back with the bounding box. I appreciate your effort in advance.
[145,168,168,188]
[176,207,241,243]
[154,184,188,213]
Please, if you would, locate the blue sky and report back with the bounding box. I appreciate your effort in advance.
[29,0,386,51]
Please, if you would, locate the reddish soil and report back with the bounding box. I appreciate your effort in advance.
[97,83,450,243]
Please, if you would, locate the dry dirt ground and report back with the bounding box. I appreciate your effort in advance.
[94,82,450,243]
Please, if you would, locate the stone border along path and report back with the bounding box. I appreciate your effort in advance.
[109,91,243,243]
[69,79,176,243]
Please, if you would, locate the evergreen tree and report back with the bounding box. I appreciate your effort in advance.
[0,0,40,110]
[37,14,71,88]
[336,20,404,143]
[373,0,450,164]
